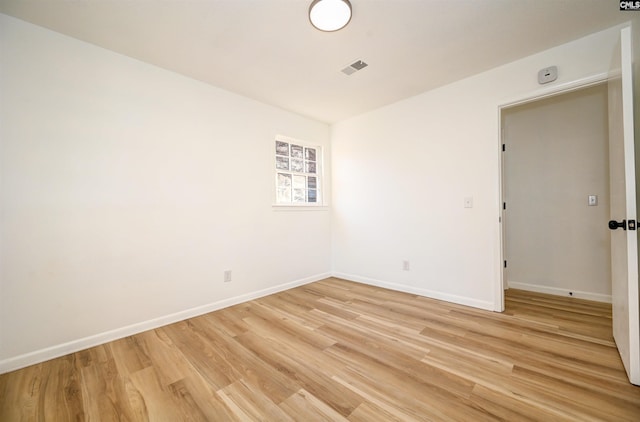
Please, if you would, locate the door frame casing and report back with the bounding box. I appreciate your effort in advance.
[496,73,609,312]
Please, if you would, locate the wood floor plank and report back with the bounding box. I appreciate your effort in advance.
[347,401,412,422]
[127,366,185,421]
[79,346,144,421]
[469,383,561,422]
[166,379,210,422]
[318,320,477,400]
[186,315,300,404]
[43,354,84,421]
[2,278,639,421]
[216,379,294,422]
[115,335,154,372]
[168,372,237,421]
[325,343,496,422]
[510,364,640,421]
[279,389,350,422]
[242,301,337,350]
[132,329,196,386]
[234,328,364,417]
[160,320,240,390]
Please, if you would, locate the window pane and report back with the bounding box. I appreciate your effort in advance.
[308,189,317,203]
[277,173,291,188]
[276,156,289,170]
[305,161,316,174]
[293,188,306,203]
[277,188,291,203]
[307,176,317,189]
[291,159,304,172]
[293,175,306,189]
[276,141,289,156]
[291,144,303,158]
[305,148,316,161]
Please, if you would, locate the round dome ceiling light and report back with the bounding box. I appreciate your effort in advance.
[309,0,352,32]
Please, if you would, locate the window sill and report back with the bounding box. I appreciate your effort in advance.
[272,204,329,211]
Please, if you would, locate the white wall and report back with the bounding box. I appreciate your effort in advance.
[503,85,611,301]
[0,14,331,372]
[331,25,625,311]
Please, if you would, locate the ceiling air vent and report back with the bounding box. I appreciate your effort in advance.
[341,60,368,75]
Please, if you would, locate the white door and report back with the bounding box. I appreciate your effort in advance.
[608,26,639,386]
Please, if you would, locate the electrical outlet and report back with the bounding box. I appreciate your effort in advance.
[402,260,410,271]
[224,270,232,282]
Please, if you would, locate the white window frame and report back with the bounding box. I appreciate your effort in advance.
[273,135,324,207]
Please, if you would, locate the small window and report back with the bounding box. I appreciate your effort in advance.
[275,137,321,205]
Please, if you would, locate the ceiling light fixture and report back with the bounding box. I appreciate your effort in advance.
[309,0,352,32]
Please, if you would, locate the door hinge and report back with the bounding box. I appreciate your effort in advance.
[502,144,506,152]
[504,260,507,268]
[629,220,636,230]
[503,202,506,210]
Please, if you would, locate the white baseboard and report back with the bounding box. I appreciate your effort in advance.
[332,272,495,311]
[507,281,611,303]
[0,272,330,374]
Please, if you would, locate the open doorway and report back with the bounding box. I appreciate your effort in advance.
[500,83,611,303]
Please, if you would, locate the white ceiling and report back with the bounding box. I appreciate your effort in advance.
[0,0,631,123]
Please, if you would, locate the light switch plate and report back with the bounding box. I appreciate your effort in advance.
[588,195,598,206]
[464,197,473,208]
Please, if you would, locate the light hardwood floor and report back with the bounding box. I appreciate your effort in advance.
[1,278,639,421]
